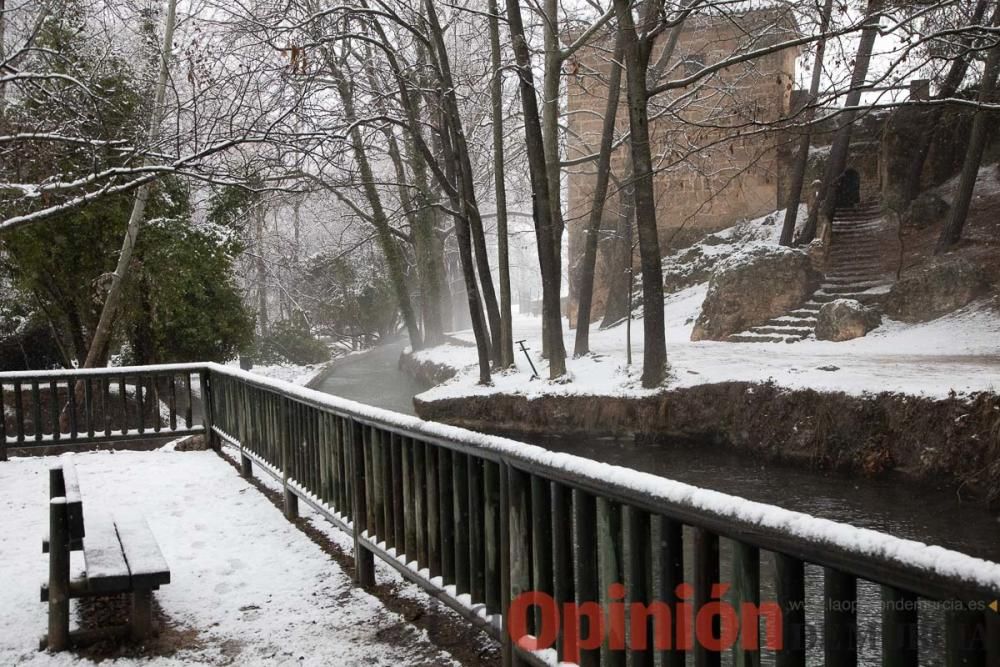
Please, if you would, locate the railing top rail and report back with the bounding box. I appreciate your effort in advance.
[6,362,999,602]
[0,363,207,381]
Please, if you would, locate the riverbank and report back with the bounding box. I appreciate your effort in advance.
[404,301,1000,502]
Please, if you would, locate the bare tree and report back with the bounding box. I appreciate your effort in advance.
[505,0,566,379]
[936,2,1000,252]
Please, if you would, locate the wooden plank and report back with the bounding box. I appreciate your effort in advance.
[83,378,94,438]
[946,608,985,667]
[66,378,80,440]
[693,528,720,667]
[50,381,60,441]
[183,373,193,428]
[597,497,624,667]
[652,516,684,667]
[1,383,7,456]
[101,378,112,437]
[531,475,553,636]
[733,542,760,667]
[32,381,42,441]
[775,553,805,667]
[824,567,857,667]
[415,440,429,570]
[135,377,144,434]
[351,418,375,586]
[114,513,171,588]
[572,488,600,667]
[882,586,918,667]
[453,451,470,595]
[622,504,652,667]
[484,460,501,615]
[82,514,131,593]
[438,447,455,584]
[467,456,485,604]
[119,377,127,435]
[401,437,416,561]
[508,466,532,639]
[52,461,84,540]
[551,482,574,641]
[14,381,25,443]
[168,375,178,431]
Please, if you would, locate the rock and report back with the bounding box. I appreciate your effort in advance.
[691,245,821,341]
[906,192,949,229]
[883,257,990,323]
[815,299,882,341]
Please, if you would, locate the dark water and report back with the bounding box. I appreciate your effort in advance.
[314,339,428,415]
[315,341,999,664]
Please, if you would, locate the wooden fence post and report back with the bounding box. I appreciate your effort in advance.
[351,418,375,586]
[280,400,298,520]
[200,370,219,451]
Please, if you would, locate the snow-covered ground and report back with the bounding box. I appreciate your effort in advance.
[0,449,459,666]
[414,291,1000,401]
[224,360,326,387]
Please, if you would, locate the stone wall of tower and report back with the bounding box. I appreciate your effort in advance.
[565,10,799,323]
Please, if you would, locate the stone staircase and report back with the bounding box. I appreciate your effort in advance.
[728,201,889,343]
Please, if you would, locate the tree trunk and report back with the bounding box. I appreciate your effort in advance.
[505,0,567,379]
[902,0,990,206]
[573,35,624,357]
[327,54,423,351]
[780,0,834,246]
[254,205,269,336]
[936,6,1000,252]
[541,0,566,361]
[77,0,177,372]
[423,0,502,365]
[613,0,668,388]
[488,0,515,368]
[382,124,445,345]
[800,0,883,244]
[601,172,635,328]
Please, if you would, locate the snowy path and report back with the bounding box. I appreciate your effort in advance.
[0,450,458,666]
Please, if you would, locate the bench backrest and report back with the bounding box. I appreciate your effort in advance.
[49,460,84,541]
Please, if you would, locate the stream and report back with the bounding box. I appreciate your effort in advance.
[315,340,999,664]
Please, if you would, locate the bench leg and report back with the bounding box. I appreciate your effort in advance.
[47,498,70,651]
[131,589,154,640]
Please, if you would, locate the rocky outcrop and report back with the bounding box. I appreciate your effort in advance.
[692,246,821,341]
[905,192,949,229]
[884,257,990,323]
[815,299,882,341]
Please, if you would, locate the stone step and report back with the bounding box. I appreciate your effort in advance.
[753,326,814,336]
[827,267,884,277]
[832,222,884,231]
[728,333,799,344]
[820,283,883,294]
[822,280,886,290]
[773,314,818,324]
[786,309,820,319]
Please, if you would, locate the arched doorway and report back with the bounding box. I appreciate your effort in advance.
[835,168,861,209]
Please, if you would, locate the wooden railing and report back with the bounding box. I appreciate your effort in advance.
[0,364,205,458]
[4,363,1000,666]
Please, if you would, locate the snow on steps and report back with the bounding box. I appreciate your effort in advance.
[727,201,892,344]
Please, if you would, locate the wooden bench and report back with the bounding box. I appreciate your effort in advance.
[41,459,171,651]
